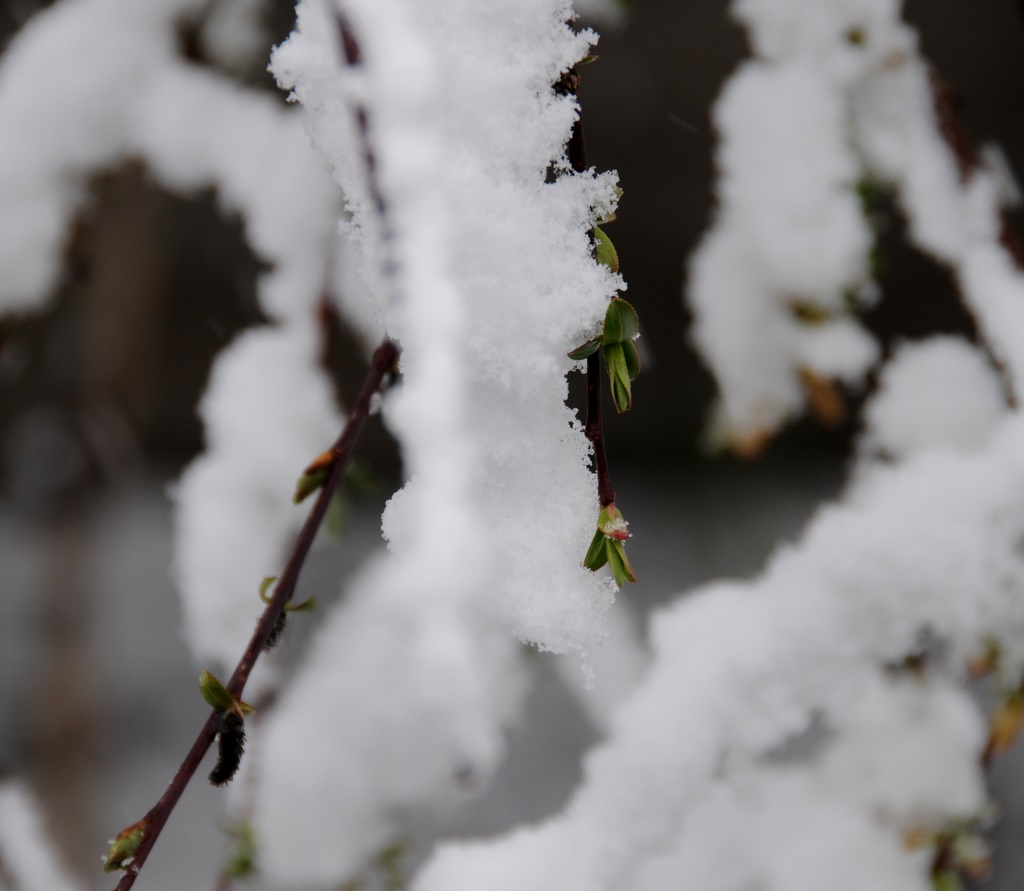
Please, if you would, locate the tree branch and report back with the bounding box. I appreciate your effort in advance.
[110,13,408,885]
[111,338,399,891]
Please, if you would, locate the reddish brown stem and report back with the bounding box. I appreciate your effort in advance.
[112,339,399,891]
[585,351,615,508]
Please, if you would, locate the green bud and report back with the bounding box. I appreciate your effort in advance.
[104,819,148,873]
[597,503,630,541]
[584,504,635,585]
[199,670,254,718]
[199,670,235,712]
[593,226,619,273]
[293,468,328,504]
[293,450,338,504]
[568,336,602,361]
[602,297,639,344]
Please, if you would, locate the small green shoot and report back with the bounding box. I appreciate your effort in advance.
[199,670,254,719]
[104,818,148,873]
[583,503,636,586]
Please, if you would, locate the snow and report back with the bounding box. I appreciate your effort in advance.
[247,0,624,882]
[0,0,372,677]
[0,780,83,891]
[416,412,1024,890]
[861,336,1007,460]
[171,324,342,681]
[688,57,878,441]
[269,0,620,657]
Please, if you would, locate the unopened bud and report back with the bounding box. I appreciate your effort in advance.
[104,819,148,873]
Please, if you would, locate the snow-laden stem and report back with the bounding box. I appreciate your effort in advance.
[565,62,615,508]
[927,70,1020,409]
[111,338,399,891]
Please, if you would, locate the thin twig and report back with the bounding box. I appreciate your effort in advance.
[112,338,399,891]
[586,351,615,507]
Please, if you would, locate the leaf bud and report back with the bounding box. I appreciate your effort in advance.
[103,818,148,873]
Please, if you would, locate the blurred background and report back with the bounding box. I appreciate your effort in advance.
[1,0,1023,888]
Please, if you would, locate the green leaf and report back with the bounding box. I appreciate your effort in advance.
[258,576,277,604]
[606,538,637,586]
[622,339,642,381]
[568,337,602,361]
[287,596,317,614]
[199,670,235,712]
[602,297,639,344]
[593,226,619,274]
[104,819,148,873]
[583,528,609,571]
[603,341,625,377]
